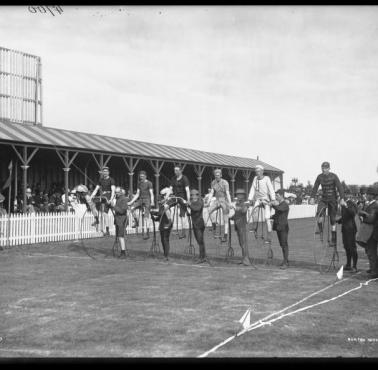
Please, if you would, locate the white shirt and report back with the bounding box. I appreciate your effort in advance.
[248,176,276,202]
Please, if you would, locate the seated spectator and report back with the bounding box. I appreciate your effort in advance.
[24,187,36,213]
[0,193,7,217]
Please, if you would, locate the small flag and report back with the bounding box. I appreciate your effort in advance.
[239,307,251,329]
[336,265,344,280]
[1,161,13,190]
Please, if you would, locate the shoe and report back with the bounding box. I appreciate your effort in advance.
[344,265,352,271]
[367,273,378,279]
[143,233,150,240]
[366,269,371,274]
[195,258,205,264]
[179,232,186,240]
[242,257,252,266]
[330,232,337,246]
[351,267,358,273]
[119,251,126,259]
[280,261,289,269]
[164,257,169,262]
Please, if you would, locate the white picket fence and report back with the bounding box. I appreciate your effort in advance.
[0,204,317,247]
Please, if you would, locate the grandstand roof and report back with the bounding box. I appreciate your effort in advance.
[0,120,283,173]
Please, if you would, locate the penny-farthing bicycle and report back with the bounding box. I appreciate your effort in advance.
[131,202,151,240]
[148,209,162,256]
[111,217,130,259]
[248,202,274,265]
[313,205,340,273]
[204,203,234,259]
[162,195,196,257]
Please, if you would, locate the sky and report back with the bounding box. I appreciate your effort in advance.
[1,5,378,187]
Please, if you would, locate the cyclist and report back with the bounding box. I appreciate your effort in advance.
[206,168,233,243]
[310,162,346,247]
[74,184,99,227]
[247,165,276,244]
[90,166,116,236]
[164,165,191,238]
[128,171,154,240]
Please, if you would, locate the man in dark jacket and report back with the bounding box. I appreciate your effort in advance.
[271,189,290,269]
[188,189,209,264]
[114,186,129,259]
[358,185,378,278]
[337,192,358,272]
[233,188,252,266]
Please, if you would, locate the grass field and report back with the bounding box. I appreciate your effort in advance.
[0,218,377,358]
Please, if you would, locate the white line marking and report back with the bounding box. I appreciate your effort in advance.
[0,347,52,355]
[199,276,377,358]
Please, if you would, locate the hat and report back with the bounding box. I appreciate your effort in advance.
[275,189,285,197]
[115,186,123,194]
[160,187,170,196]
[76,184,89,193]
[255,165,264,171]
[190,189,200,196]
[0,193,4,203]
[321,161,330,168]
[366,186,378,196]
[235,188,246,195]
[102,166,109,171]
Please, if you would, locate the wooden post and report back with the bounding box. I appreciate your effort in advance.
[21,165,29,213]
[55,150,78,211]
[227,168,238,199]
[193,164,206,196]
[39,57,43,125]
[149,160,165,198]
[34,56,39,125]
[92,153,112,172]
[14,160,18,212]
[122,157,140,195]
[11,145,39,213]
[242,169,253,195]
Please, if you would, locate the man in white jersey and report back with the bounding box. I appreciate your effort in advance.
[207,169,233,242]
[247,165,276,243]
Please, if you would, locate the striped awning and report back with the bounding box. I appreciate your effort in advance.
[0,120,283,173]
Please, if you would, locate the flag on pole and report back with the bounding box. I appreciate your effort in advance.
[1,161,13,190]
[336,265,344,280]
[239,307,251,329]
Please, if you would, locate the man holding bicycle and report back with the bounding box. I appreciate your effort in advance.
[128,171,154,240]
[310,162,346,247]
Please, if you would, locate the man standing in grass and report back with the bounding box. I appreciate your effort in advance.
[114,186,129,259]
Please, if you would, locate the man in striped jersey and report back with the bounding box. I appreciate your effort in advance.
[310,162,347,247]
[247,165,276,244]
